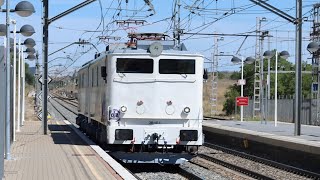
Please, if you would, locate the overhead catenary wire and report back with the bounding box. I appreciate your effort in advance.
[46,0,317,74]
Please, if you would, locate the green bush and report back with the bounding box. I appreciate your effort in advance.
[223,85,240,115]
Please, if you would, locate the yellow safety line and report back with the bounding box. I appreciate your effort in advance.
[56,120,104,180]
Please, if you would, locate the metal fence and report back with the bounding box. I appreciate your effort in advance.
[243,97,318,125]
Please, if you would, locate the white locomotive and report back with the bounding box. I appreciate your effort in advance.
[77,33,205,164]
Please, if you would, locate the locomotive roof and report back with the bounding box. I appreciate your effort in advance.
[80,41,203,69]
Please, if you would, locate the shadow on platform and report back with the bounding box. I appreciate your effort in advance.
[48,124,88,145]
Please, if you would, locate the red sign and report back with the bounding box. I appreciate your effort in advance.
[236,97,249,106]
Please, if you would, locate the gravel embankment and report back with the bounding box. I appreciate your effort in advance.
[198,146,312,180]
[126,163,228,180]
[180,162,229,180]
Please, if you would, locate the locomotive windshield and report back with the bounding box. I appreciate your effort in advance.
[159,59,195,74]
[117,58,153,73]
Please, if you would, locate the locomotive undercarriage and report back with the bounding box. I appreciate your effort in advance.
[76,114,198,164]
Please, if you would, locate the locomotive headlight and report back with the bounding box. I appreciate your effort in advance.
[120,106,127,113]
[183,107,191,114]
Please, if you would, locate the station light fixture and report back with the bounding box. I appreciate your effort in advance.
[14,1,35,17]
[23,38,36,48]
[25,47,35,55]
[244,57,255,64]
[263,50,274,59]
[0,24,35,37]
[26,54,36,61]
[307,42,320,54]
[19,24,35,36]
[279,51,290,59]
[231,56,241,64]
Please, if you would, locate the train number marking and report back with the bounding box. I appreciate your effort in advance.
[109,109,120,121]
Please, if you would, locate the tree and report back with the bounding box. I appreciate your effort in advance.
[223,63,254,116]
[230,71,240,80]
[222,50,313,115]
[25,63,35,85]
[218,72,225,79]
[223,85,240,115]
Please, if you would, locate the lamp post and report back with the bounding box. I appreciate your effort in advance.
[0,0,35,161]
[17,38,21,132]
[22,50,36,126]
[263,50,273,123]
[263,50,290,127]
[19,38,36,126]
[307,41,320,125]
[0,22,35,142]
[231,56,255,122]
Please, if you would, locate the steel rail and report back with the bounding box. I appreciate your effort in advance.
[51,97,78,115]
[204,142,320,179]
[198,153,274,180]
[54,96,78,108]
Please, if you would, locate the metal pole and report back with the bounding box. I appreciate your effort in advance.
[42,0,49,135]
[173,0,176,46]
[266,57,271,119]
[177,0,181,45]
[21,47,25,126]
[275,51,278,127]
[35,55,38,107]
[17,38,21,132]
[259,19,266,124]
[294,0,302,136]
[5,0,11,160]
[268,36,271,99]
[1,41,6,180]
[12,20,16,141]
[241,57,244,122]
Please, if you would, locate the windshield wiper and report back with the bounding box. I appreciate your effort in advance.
[180,74,187,78]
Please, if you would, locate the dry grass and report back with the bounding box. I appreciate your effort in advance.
[203,73,236,117]
[25,85,38,121]
[25,96,37,121]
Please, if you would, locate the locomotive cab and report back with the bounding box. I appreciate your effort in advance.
[77,33,204,164]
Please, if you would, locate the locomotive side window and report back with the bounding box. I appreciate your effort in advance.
[116,58,153,73]
[159,59,195,74]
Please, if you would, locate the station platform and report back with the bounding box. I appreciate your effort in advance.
[203,120,320,155]
[4,118,126,180]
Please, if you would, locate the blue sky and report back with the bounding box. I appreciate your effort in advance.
[1,0,319,75]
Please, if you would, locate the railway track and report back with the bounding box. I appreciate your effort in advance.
[196,153,273,180]
[203,142,320,180]
[51,97,319,179]
[51,93,78,108]
[51,96,78,115]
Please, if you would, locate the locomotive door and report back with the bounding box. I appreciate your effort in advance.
[101,57,108,123]
[84,67,90,116]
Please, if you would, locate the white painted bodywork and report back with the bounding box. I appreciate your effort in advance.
[78,50,204,146]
